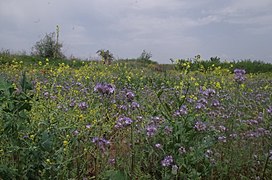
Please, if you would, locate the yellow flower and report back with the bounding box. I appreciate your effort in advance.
[63,140,69,146]
[216,82,221,89]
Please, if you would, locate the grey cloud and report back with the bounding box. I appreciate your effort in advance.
[0,0,271,63]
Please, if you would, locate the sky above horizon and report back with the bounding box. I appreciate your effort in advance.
[0,0,272,63]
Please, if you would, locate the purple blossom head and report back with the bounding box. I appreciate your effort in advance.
[174,105,188,116]
[155,143,162,149]
[161,155,174,167]
[92,137,110,152]
[198,98,208,105]
[203,88,216,97]
[267,106,272,114]
[195,103,206,110]
[164,126,173,135]
[78,102,88,110]
[234,68,246,83]
[43,91,49,98]
[146,125,157,137]
[178,146,186,154]
[211,99,220,107]
[69,100,76,107]
[131,101,140,110]
[218,136,227,143]
[194,121,207,131]
[115,116,133,128]
[126,91,135,101]
[94,83,115,95]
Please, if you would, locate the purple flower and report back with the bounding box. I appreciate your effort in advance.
[164,126,173,135]
[218,136,227,143]
[267,106,272,114]
[69,100,76,107]
[78,102,88,110]
[178,146,186,154]
[146,125,157,137]
[211,99,220,107]
[198,98,208,105]
[195,103,206,110]
[131,101,140,110]
[161,155,174,167]
[94,83,115,95]
[174,105,187,116]
[126,91,135,101]
[155,143,162,149]
[92,137,110,152]
[43,91,49,98]
[203,88,216,97]
[234,69,246,83]
[194,121,207,131]
[86,124,91,129]
[115,116,133,128]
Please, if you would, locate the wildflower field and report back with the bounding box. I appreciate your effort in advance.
[0,56,272,179]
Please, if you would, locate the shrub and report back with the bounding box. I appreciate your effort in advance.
[31,32,65,59]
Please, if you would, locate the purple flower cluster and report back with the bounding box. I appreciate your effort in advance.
[267,106,272,114]
[174,105,188,116]
[146,125,157,137]
[126,91,135,101]
[94,83,115,95]
[161,155,174,167]
[92,137,110,152]
[78,101,88,110]
[234,69,246,83]
[202,88,216,97]
[130,101,140,110]
[194,121,207,131]
[115,116,133,128]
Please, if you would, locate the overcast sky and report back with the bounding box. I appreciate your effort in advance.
[0,0,272,63]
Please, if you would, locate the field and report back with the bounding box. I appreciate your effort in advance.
[0,55,272,179]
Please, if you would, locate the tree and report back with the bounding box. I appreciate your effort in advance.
[32,28,65,59]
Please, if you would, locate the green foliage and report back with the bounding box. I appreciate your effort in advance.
[0,53,272,179]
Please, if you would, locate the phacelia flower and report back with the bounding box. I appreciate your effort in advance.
[92,137,110,152]
[174,105,188,116]
[146,125,157,137]
[115,116,133,128]
[161,155,174,167]
[194,121,207,131]
[78,102,88,110]
[178,146,186,154]
[211,99,220,107]
[94,83,115,95]
[130,101,140,110]
[267,106,272,114]
[203,88,216,97]
[126,91,135,101]
[234,68,246,83]
[155,143,162,149]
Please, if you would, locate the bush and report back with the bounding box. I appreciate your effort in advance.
[31,32,65,59]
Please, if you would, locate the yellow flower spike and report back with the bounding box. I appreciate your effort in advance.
[46,159,50,163]
[46,58,49,62]
[38,61,42,66]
